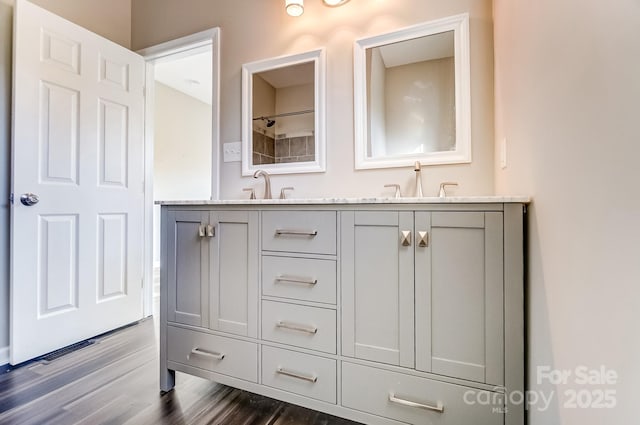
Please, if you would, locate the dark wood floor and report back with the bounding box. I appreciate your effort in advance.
[0,317,359,425]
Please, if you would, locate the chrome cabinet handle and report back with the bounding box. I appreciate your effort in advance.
[275,275,318,285]
[388,392,444,413]
[206,224,215,237]
[198,224,206,237]
[417,231,429,248]
[20,193,39,206]
[189,348,225,360]
[275,229,318,237]
[401,230,412,246]
[276,320,318,334]
[276,367,317,383]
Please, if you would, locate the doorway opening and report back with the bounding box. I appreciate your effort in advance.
[140,29,221,317]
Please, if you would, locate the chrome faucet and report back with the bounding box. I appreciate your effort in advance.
[414,161,424,197]
[253,169,272,199]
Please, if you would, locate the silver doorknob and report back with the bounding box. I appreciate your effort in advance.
[20,193,39,206]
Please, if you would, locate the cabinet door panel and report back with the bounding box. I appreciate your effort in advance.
[166,210,208,327]
[416,212,504,385]
[209,211,258,337]
[341,211,414,368]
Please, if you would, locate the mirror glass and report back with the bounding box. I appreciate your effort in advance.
[354,14,470,169]
[242,49,325,175]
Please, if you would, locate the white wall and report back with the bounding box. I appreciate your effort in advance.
[153,82,212,201]
[132,0,495,199]
[385,57,455,155]
[153,82,212,264]
[494,0,640,423]
[368,48,387,157]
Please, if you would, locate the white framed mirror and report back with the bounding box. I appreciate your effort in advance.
[354,13,470,169]
[242,48,326,175]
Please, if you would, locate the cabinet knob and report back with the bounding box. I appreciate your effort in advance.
[206,224,215,237]
[401,230,412,246]
[198,224,206,237]
[417,231,429,247]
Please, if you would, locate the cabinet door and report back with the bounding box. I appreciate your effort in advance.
[166,210,209,327]
[415,212,504,385]
[209,211,258,338]
[342,211,414,368]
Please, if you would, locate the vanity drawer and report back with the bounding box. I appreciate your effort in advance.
[261,300,336,354]
[167,326,258,382]
[262,345,336,404]
[342,362,503,425]
[262,255,336,305]
[262,211,336,255]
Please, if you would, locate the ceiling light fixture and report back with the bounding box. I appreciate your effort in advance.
[285,0,304,17]
[322,0,350,6]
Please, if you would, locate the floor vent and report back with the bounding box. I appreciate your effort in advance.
[41,339,96,364]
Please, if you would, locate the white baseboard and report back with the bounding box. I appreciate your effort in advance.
[0,346,9,366]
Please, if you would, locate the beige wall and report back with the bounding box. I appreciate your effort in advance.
[275,83,314,136]
[132,0,495,199]
[252,75,276,138]
[29,0,131,47]
[494,0,640,423]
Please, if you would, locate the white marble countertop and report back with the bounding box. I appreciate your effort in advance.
[156,196,530,206]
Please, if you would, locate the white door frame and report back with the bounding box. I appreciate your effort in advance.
[137,28,221,317]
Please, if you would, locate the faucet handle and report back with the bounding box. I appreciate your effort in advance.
[384,184,402,199]
[438,182,458,198]
[243,188,256,199]
[279,187,294,199]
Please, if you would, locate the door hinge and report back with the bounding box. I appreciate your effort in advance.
[9,193,13,204]
[141,278,144,288]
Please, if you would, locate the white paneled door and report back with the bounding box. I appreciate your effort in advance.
[10,0,145,364]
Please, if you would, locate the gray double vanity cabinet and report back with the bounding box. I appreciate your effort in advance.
[159,198,527,425]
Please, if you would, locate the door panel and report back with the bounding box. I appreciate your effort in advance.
[97,214,127,301]
[166,210,208,327]
[341,211,414,368]
[431,224,486,382]
[98,99,129,188]
[415,212,504,385]
[209,211,258,337]
[38,214,78,316]
[39,82,80,184]
[11,0,145,364]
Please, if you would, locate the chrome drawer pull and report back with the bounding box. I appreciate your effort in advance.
[276,366,318,383]
[388,392,444,413]
[276,320,318,334]
[275,274,318,285]
[275,229,318,237]
[190,348,225,361]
